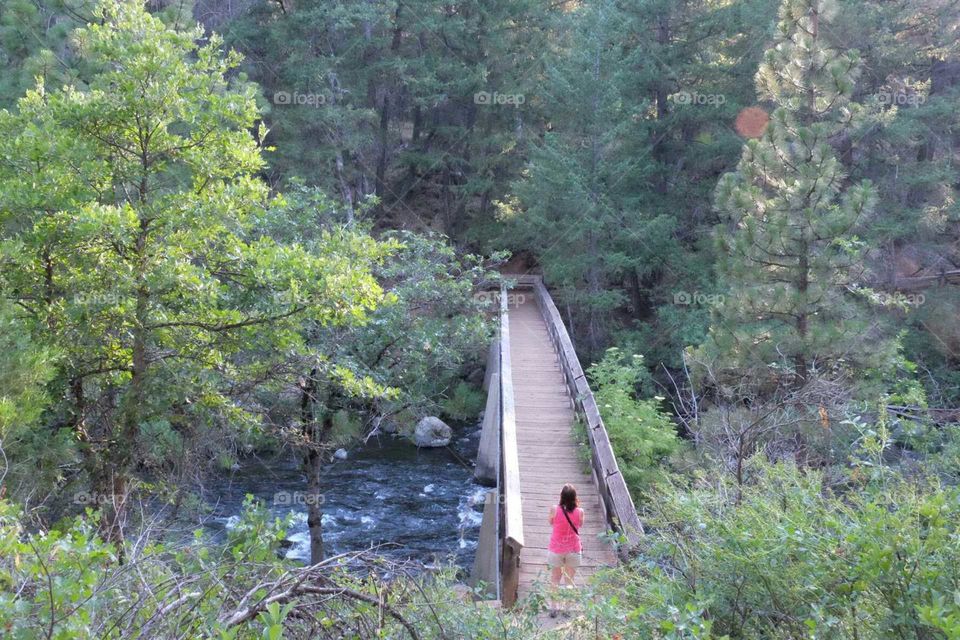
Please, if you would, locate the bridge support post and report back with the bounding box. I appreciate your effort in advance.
[469,489,500,601]
[500,539,522,608]
[474,372,500,486]
[482,338,499,392]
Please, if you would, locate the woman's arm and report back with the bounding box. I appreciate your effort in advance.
[548,505,556,526]
[579,508,585,527]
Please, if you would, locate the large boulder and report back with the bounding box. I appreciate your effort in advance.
[413,417,452,447]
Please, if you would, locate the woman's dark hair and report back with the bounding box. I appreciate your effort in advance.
[559,484,579,512]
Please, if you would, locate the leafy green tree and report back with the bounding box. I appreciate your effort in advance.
[269,189,496,561]
[506,0,776,365]
[615,0,775,303]
[0,1,199,111]
[833,0,960,407]
[704,0,892,390]
[0,0,86,110]
[0,0,389,547]
[837,0,960,250]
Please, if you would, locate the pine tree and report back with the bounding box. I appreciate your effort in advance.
[508,0,639,353]
[507,0,777,362]
[227,0,552,232]
[705,0,891,390]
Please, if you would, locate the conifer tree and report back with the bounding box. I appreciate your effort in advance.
[705,0,891,389]
[507,0,631,352]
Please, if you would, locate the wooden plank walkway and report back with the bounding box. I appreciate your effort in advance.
[508,295,617,600]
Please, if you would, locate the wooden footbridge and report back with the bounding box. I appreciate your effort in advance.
[470,275,643,606]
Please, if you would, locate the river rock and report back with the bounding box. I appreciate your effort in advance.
[334,448,348,460]
[413,416,452,447]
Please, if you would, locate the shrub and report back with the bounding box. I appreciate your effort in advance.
[588,348,680,499]
[441,381,485,422]
[566,460,960,639]
[0,496,533,639]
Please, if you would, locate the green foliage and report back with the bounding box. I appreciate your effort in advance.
[0,1,87,110]
[327,409,363,447]
[588,348,679,499]
[0,495,539,638]
[257,602,294,640]
[227,0,550,233]
[0,304,53,435]
[0,302,64,499]
[0,496,283,638]
[440,382,485,423]
[506,0,776,360]
[550,461,960,639]
[295,225,496,428]
[0,0,390,528]
[571,417,593,475]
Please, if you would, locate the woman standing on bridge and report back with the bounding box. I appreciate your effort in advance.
[547,483,583,587]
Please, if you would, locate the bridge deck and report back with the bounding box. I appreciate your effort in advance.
[509,295,617,599]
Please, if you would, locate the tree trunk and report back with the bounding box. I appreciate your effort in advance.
[299,368,331,564]
[304,445,325,565]
[374,3,404,203]
[626,267,655,320]
[652,10,671,195]
[375,95,391,201]
[795,239,809,387]
[99,210,150,554]
[796,0,816,389]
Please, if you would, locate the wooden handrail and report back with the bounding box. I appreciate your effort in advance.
[498,284,524,606]
[518,276,645,549]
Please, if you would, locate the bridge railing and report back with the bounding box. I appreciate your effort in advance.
[470,284,524,606]
[519,276,644,549]
[498,284,524,606]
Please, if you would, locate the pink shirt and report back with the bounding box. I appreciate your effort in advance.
[548,506,583,553]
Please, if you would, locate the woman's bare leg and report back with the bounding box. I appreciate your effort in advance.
[550,566,563,587]
[562,566,577,586]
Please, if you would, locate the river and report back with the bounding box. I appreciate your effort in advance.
[204,426,486,569]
